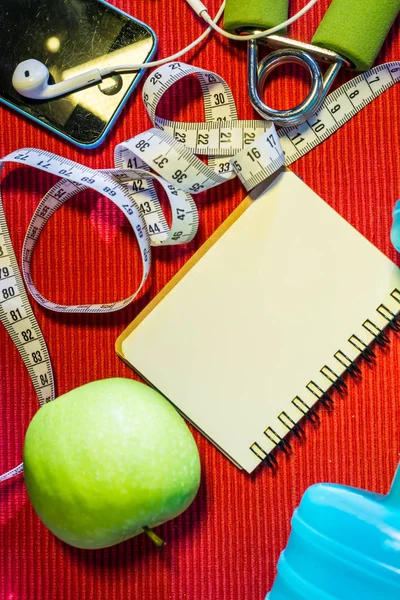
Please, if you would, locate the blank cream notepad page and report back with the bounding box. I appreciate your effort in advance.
[119,171,400,473]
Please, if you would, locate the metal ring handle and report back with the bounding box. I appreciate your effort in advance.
[248,43,325,127]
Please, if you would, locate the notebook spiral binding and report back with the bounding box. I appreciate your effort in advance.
[250,289,400,470]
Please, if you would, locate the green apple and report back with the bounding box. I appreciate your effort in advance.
[23,378,201,549]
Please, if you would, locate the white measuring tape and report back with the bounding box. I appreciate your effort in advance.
[1,61,399,482]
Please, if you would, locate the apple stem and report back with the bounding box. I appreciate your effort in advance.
[143,526,165,548]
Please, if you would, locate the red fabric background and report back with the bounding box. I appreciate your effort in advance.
[1,2,400,599]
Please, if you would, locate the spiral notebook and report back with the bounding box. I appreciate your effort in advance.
[116,170,400,473]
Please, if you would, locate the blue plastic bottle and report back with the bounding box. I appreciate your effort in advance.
[266,465,400,599]
[391,200,400,252]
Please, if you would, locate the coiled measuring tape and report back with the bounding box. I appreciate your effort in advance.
[1,61,399,482]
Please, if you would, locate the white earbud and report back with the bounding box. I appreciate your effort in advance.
[12,59,103,100]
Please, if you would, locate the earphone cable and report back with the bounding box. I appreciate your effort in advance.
[100,0,318,75]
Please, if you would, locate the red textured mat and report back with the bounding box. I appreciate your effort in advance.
[1,2,400,599]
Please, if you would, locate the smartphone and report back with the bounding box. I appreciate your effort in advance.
[0,0,157,148]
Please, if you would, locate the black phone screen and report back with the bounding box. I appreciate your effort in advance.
[0,0,156,146]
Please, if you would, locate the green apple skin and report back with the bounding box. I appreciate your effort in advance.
[23,378,201,549]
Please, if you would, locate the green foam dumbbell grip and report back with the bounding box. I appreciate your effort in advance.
[223,0,289,34]
[312,0,400,71]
